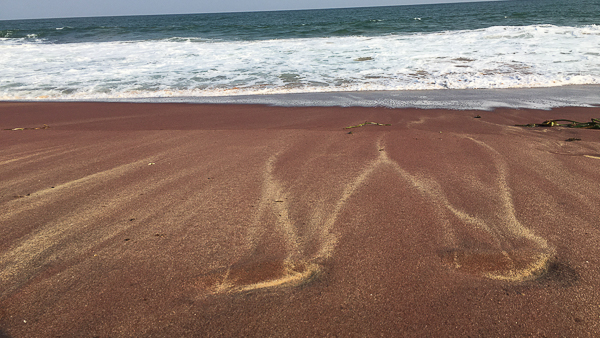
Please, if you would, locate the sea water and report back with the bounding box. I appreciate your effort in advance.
[1,0,599,108]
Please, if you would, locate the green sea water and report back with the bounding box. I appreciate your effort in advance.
[2,0,599,43]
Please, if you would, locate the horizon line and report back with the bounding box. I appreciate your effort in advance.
[0,0,505,22]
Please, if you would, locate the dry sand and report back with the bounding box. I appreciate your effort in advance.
[1,102,599,337]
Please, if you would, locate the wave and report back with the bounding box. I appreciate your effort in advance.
[1,24,599,100]
[3,23,598,44]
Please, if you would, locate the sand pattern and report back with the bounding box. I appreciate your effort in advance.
[204,151,376,293]
[2,103,600,337]
[203,133,554,294]
[432,137,553,281]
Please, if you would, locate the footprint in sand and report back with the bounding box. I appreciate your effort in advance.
[460,141,553,281]
[199,150,376,294]
[380,138,554,281]
[200,135,553,294]
[379,136,554,281]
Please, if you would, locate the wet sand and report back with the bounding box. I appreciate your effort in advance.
[1,102,599,337]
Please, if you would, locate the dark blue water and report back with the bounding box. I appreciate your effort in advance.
[1,0,599,43]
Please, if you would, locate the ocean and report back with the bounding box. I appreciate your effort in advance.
[1,0,600,108]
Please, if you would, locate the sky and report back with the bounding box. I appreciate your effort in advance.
[0,0,494,21]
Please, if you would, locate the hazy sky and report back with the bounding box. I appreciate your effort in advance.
[1,0,494,21]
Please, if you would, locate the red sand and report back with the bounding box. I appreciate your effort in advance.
[1,102,599,337]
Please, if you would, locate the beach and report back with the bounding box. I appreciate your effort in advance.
[1,101,599,336]
[2,0,600,335]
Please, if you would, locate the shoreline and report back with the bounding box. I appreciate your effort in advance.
[1,102,600,336]
[3,84,600,111]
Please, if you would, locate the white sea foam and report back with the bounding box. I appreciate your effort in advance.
[1,24,599,101]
